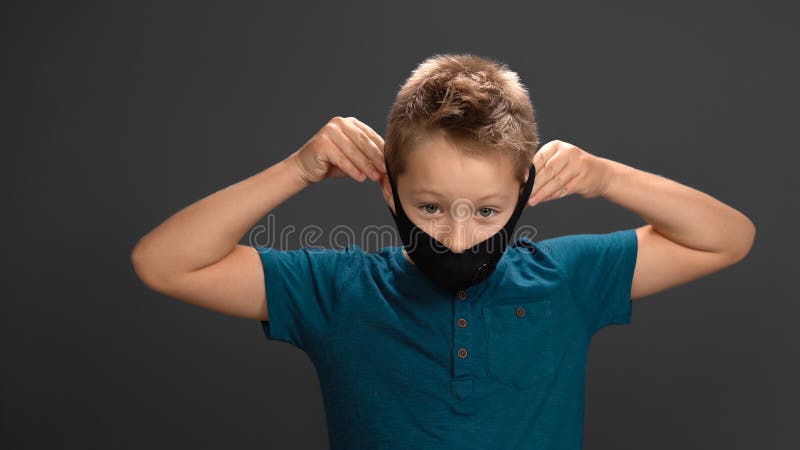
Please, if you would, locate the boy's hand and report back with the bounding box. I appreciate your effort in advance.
[528,139,612,207]
[289,116,387,186]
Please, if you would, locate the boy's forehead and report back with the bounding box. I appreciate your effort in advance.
[402,136,519,199]
[407,134,513,170]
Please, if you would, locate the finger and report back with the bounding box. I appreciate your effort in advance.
[341,117,386,175]
[532,140,559,177]
[331,118,381,180]
[348,117,386,161]
[349,117,386,172]
[531,145,569,199]
[320,134,366,182]
[529,167,578,206]
[327,122,380,181]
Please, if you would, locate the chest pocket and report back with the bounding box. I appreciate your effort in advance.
[483,297,555,389]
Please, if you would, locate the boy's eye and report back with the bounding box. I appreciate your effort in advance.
[478,207,497,218]
[420,204,496,217]
[422,204,441,214]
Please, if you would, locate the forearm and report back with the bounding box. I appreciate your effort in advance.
[132,153,308,280]
[599,157,755,258]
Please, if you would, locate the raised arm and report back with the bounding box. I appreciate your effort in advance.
[597,156,755,300]
[527,139,756,301]
[130,116,386,320]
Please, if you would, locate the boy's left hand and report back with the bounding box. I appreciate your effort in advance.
[528,139,611,207]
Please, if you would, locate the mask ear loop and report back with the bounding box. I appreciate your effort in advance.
[507,163,537,227]
[492,162,536,252]
[470,163,537,285]
[385,163,402,221]
[385,164,423,251]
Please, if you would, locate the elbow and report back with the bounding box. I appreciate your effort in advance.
[728,218,756,263]
[131,243,152,289]
[131,239,167,292]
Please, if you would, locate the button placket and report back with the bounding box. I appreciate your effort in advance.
[452,288,474,400]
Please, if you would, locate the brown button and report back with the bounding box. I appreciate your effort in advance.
[515,307,526,318]
[457,318,467,328]
[457,348,468,358]
[458,290,467,300]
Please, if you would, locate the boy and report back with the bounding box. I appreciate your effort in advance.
[131,53,756,449]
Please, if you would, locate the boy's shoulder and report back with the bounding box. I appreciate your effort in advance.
[506,232,612,273]
[255,243,372,281]
[514,230,638,283]
[530,229,637,256]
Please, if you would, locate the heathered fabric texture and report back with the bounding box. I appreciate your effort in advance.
[258,229,638,450]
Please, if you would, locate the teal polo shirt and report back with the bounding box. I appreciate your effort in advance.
[257,228,638,450]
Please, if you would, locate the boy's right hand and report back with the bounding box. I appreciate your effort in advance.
[290,116,387,186]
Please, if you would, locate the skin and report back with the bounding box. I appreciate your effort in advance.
[384,128,525,254]
[131,116,756,321]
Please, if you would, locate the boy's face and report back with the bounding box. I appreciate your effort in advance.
[382,131,527,253]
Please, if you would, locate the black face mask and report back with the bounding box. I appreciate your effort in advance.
[386,162,536,292]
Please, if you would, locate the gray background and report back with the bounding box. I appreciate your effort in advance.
[3,0,796,449]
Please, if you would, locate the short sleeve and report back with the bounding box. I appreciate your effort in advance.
[255,245,361,352]
[538,229,638,337]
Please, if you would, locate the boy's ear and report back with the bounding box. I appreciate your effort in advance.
[380,173,396,215]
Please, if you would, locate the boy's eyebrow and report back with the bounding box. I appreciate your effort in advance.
[410,189,506,202]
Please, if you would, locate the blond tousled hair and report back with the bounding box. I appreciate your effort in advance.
[384,53,539,183]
